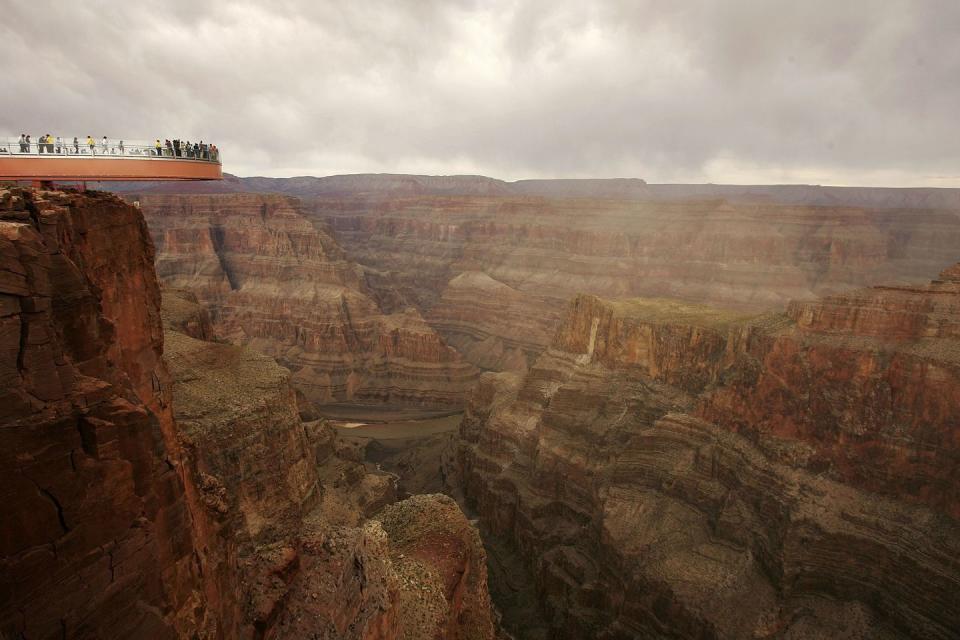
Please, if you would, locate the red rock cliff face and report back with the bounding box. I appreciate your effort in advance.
[700,264,960,518]
[0,188,207,638]
[1,189,499,640]
[139,193,479,409]
[456,272,960,639]
[316,194,960,371]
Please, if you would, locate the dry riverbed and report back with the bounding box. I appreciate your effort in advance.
[323,409,462,496]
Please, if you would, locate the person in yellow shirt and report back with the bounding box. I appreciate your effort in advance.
[86,136,95,154]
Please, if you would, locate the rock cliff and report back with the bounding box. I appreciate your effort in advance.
[699,265,960,517]
[316,194,960,372]
[138,193,479,409]
[163,310,326,637]
[163,296,497,638]
[0,188,208,638]
[455,270,960,638]
[1,188,497,640]
[425,271,558,372]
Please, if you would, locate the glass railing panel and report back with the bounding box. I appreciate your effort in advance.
[0,138,221,163]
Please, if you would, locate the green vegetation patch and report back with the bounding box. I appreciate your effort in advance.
[605,296,761,331]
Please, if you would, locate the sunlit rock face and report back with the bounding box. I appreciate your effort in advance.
[315,192,960,372]
[139,193,479,409]
[0,188,209,639]
[455,270,960,639]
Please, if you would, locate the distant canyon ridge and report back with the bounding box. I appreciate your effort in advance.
[121,173,960,406]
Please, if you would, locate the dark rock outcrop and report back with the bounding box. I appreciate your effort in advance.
[0,187,209,638]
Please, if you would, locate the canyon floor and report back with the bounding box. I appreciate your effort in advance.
[333,412,460,496]
[330,412,554,640]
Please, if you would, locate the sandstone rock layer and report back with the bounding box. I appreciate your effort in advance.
[456,270,960,638]
[140,193,479,408]
[316,194,960,372]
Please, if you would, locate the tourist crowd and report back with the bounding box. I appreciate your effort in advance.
[4,134,219,162]
[154,138,219,161]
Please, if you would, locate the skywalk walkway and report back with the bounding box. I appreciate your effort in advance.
[0,137,222,183]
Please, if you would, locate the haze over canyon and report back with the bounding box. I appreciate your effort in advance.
[1,173,958,639]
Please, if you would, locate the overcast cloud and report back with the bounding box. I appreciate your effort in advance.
[2,0,958,185]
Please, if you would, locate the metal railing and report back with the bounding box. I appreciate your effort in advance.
[0,137,221,163]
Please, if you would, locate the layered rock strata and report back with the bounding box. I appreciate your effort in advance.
[426,271,558,372]
[456,270,960,639]
[1,189,498,640]
[316,194,960,371]
[163,305,496,638]
[139,193,479,408]
[0,188,208,638]
[702,268,960,517]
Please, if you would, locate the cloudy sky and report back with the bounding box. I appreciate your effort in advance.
[2,0,958,185]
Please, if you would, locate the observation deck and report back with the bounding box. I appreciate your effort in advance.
[0,138,222,182]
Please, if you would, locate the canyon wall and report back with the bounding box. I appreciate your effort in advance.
[1,188,497,640]
[314,193,960,373]
[92,175,960,637]
[109,176,960,376]
[162,289,496,639]
[0,188,208,638]
[138,193,478,409]
[455,267,960,638]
